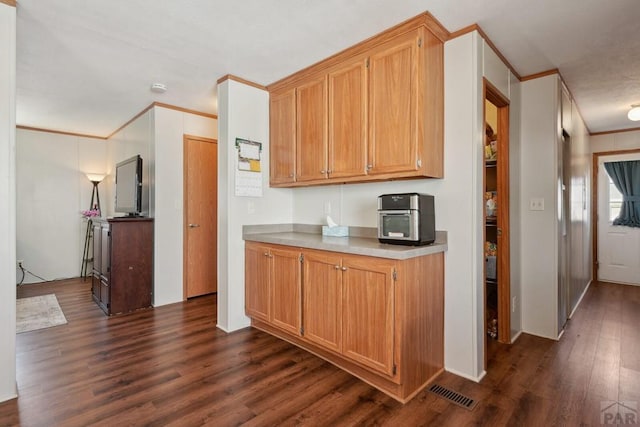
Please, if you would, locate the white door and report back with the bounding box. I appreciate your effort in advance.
[597,153,640,285]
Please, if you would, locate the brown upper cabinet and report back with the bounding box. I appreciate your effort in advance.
[269,88,296,185]
[268,12,446,187]
[296,76,328,182]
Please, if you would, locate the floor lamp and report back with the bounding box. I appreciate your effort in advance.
[81,173,105,279]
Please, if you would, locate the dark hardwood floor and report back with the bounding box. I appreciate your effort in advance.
[1,278,638,426]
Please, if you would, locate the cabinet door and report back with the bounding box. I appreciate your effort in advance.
[270,247,301,335]
[368,33,419,175]
[302,251,343,353]
[245,242,271,322]
[328,59,368,178]
[92,222,102,274]
[342,255,395,376]
[270,89,296,185]
[296,76,328,182]
[100,225,110,283]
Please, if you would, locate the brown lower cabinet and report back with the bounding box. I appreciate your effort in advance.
[92,217,154,315]
[244,241,444,403]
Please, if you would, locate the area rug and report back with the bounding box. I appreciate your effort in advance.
[16,294,68,333]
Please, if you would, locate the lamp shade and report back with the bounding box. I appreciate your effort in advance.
[86,173,106,183]
[628,105,640,121]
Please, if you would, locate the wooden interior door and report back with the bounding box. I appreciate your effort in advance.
[184,135,218,299]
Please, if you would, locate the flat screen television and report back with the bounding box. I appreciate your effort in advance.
[115,155,143,216]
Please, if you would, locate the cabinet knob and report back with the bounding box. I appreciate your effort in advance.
[341,267,348,271]
[320,170,326,174]
[335,265,340,270]
[366,164,373,170]
[263,252,269,257]
[327,170,332,174]
[289,173,294,178]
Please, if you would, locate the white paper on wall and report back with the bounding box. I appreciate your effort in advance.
[234,138,263,197]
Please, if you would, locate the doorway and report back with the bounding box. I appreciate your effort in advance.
[183,135,218,299]
[483,79,511,366]
[594,150,640,285]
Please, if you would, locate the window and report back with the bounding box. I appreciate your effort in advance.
[609,177,623,222]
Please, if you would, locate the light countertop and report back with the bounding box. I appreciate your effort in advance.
[243,224,447,260]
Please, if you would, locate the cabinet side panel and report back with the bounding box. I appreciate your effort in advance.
[398,252,444,395]
[109,220,153,314]
[421,29,444,177]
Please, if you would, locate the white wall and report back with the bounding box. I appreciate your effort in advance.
[16,130,107,283]
[106,110,152,217]
[0,1,17,403]
[151,106,217,306]
[217,79,293,332]
[520,75,560,339]
[520,74,592,339]
[509,70,523,338]
[106,106,217,307]
[591,129,640,152]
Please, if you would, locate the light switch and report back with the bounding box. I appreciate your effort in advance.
[529,198,544,211]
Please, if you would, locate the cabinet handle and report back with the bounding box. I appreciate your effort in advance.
[188,223,200,228]
[341,267,348,271]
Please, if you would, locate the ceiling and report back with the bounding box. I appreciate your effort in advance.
[14,0,640,137]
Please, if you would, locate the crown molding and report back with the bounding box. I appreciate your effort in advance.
[217,74,267,91]
[16,125,106,140]
[591,126,640,137]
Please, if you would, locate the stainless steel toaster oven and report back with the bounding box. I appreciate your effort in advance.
[377,193,435,246]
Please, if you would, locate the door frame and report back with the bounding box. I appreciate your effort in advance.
[183,134,218,300]
[483,79,511,354]
[591,148,640,281]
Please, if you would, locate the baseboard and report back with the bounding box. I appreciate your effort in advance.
[444,367,486,383]
[510,329,523,343]
[215,323,250,334]
[520,329,559,341]
[569,279,592,319]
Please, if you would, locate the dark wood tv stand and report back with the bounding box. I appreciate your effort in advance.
[91,217,154,315]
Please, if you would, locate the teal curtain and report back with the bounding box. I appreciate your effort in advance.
[604,160,640,228]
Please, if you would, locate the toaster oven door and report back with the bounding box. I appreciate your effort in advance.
[378,210,419,241]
